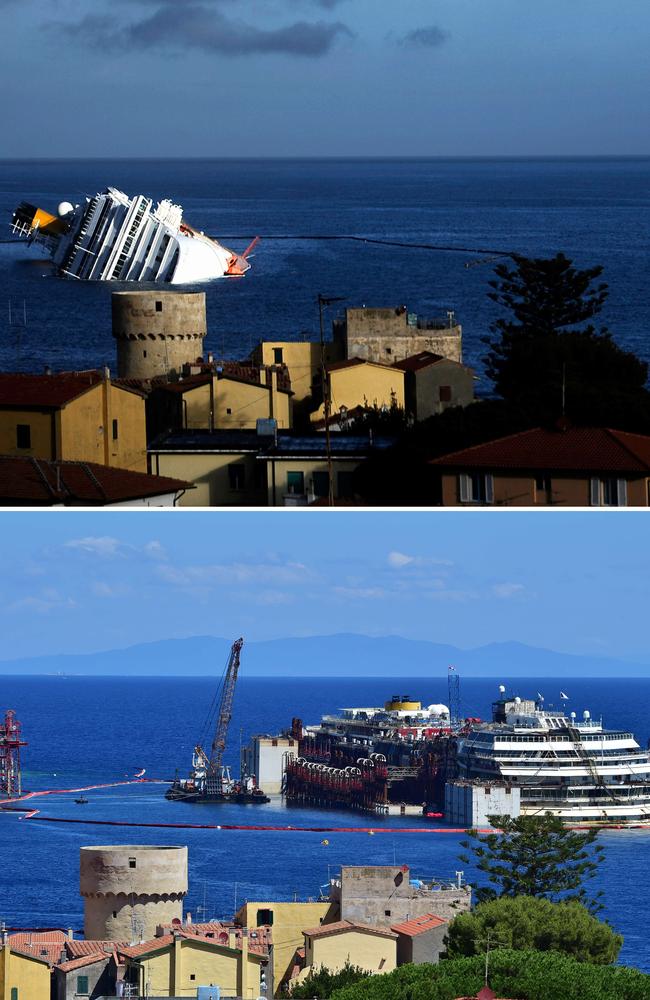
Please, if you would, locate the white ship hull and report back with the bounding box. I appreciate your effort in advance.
[11,187,253,283]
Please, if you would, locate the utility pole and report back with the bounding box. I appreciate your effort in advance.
[318,294,345,507]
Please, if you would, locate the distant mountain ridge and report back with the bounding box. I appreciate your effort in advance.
[1,633,648,678]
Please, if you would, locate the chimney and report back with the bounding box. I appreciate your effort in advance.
[185,912,192,925]
[67,928,74,940]
[103,366,111,381]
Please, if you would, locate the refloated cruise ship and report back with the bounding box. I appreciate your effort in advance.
[11,187,255,283]
[456,688,650,824]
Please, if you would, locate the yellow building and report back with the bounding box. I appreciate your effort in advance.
[147,367,292,439]
[250,341,343,406]
[0,371,147,472]
[0,942,52,1000]
[235,900,337,994]
[299,920,397,980]
[310,359,406,423]
[121,931,266,998]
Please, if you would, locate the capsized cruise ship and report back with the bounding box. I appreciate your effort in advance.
[11,187,255,283]
[456,688,650,825]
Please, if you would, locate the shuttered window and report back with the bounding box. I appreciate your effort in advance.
[77,976,89,994]
[458,473,494,505]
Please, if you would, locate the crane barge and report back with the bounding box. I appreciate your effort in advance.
[165,638,269,804]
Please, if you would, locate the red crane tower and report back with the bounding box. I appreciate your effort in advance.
[0,709,27,798]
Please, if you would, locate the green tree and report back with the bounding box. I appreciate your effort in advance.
[445,896,621,965]
[285,961,371,998]
[459,813,605,911]
[483,253,649,423]
[330,950,650,1000]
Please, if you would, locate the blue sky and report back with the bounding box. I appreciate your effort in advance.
[0,511,648,662]
[3,1,649,157]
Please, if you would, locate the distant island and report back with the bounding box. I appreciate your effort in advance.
[0,633,648,678]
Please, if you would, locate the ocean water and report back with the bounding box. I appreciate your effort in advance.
[1,158,649,383]
[1,675,650,970]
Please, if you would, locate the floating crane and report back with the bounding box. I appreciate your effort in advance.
[0,709,27,799]
[166,638,269,804]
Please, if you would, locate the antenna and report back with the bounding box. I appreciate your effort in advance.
[447,665,461,727]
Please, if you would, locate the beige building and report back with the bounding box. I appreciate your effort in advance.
[333,865,471,925]
[430,426,650,507]
[299,921,397,980]
[333,306,462,366]
[0,371,147,472]
[394,352,475,420]
[147,365,292,438]
[310,359,406,424]
[112,290,207,380]
[80,845,188,942]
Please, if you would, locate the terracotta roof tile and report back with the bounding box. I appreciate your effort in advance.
[393,351,446,371]
[391,913,447,936]
[429,426,650,474]
[303,920,397,940]
[0,372,103,407]
[0,456,191,505]
[66,940,125,958]
[56,953,111,973]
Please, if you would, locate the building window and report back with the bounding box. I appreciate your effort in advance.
[439,385,452,402]
[312,471,329,498]
[458,472,494,505]
[228,463,246,491]
[273,347,283,364]
[143,350,147,358]
[155,300,163,312]
[11,989,18,1000]
[16,424,31,449]
[287,471,304,495]
[384,909,391,917]
[77,976,89,994]
[113,910,118,918]
[226,407,232,414]
[112,419,119,441]
[385,347,392,355]
[128,857,136,868]
[338,471,354,498]
[257,908,273,926]
[591,477,627,507]
[190,974,196,981]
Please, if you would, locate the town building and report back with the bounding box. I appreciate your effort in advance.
[333,307,462,366]
[391,913,449,966]
[310,359,406,424]
[235,900,337,995]
[393,352,475,421]
[112,290,207,380]
[299,921,397,980]
[0,371,148,472]
[145,364,292,440]
[332,865,471,925]
[429,426,650,506]
[250,340,343,409]
[1,931,61,1000]
[149,430,395,506]
[0,455,190,507]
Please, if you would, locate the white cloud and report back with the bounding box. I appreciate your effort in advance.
[8,592,77,614]
[64,536,124,557]
[143,540,167,560]
[157,560,313,588]
[334,586,387,600]
[387,551,453,569]
[492,582,525,599]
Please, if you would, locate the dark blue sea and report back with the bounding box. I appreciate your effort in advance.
[1,675,650,970]
[1,158,649,383]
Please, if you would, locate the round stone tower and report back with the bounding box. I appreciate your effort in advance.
[80,845,188,942]
[112,290,207,380]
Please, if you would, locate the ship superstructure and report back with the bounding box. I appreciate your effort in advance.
[11,188,255,283]
[456,689,650,823]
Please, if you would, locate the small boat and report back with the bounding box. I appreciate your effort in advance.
[75,796,89,804]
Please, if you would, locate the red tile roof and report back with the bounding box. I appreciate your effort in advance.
[157,921,271,955]
[0,456,191,506]
[303,920,397,940]
[391,913,447,937]
[119,929,269,961]
[327,358,399,373]
[8,930,68,965]
[429,427,650,474]
[0,372,145,407]
[56,953,112,973]
[66,940,125,958]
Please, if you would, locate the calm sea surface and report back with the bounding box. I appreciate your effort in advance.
[0,158,649,382]
[1,675,650,969]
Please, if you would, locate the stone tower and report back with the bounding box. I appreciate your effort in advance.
[80,845,188,942]
[112,290,207,380]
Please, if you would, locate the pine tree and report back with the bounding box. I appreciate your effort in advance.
[459,813,605,912]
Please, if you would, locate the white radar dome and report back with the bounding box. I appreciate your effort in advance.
[58,201,74,217]
[428,704,450,716]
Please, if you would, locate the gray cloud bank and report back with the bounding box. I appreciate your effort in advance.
[54,3,351,56]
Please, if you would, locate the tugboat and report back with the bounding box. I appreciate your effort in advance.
[166,638,270,805]
[75,796,89,805]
